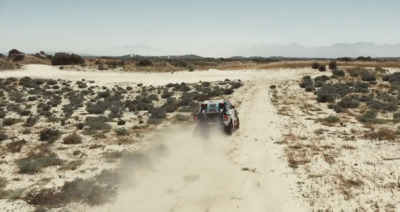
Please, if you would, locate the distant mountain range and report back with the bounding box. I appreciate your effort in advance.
[235,42,400,58]
[112,42,400,58]
[2,42,399,58]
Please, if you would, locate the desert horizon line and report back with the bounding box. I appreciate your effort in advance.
[2,41,400,59]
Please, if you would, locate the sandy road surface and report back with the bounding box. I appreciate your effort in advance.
[0,65,316,211]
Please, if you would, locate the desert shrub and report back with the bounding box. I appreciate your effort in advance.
[316,83,350,103]
[364,128,397,141]
[20,110,31,116]
[6,139,27,153]
[346,68,365,77]
[8,49,22,57]
[170,60,188,67]
[0,132,8,141]
[114,128,128,136]
[311,62,320,69]
[359,110,379,123]
[353,82,369,93]
[161,97,179,113]
[27,96,37,101]
[25,188,64,207]
[382,74,390,81]
[359,94,374,102]
[51,52,84,65]
[314,80,324,88]
[230,81,243,89]
[148,107,166,119]
[46,79,57,86]
[86,102,107,114]
[39,129,61,143]
[161,92,172,99]
[63,132,82,144]
[175,114,191,122]
[224,88,234,95]
[136,59,152,67]
[324,115,340,123]
[84,116,111,132]
[367,99,397,111]
[318,65,326,72]
[0,111,5,119]
[17,152,63,174]
[19,77,32,86]
[4,77,17,85]
[9,91,25,102]
[59,178,117,206]
[117,120,126,126]
[24,116,38,127]
[125,96,154,111]
[361,72,376,82]
[176,83,191,92]
[98,91,110,98]
[328,61,337,70]
[12,54,25,62]
[314,75,330,82]
[3,118,20,126]
[148,94,159,101]
[76,123,84,130]
[77,81,87,89]
[329,104,345,113]
[393,113,400,122]
[179,92,196,106]
[376,91,396,102]
[201,82,211,87]
[332,69,345,77]
[338,96,359,109]
[299,76,314,92]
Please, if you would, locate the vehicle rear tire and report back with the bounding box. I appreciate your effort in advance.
[236,116,240,129]
[225,121,234,135]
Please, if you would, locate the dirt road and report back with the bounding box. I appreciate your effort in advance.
[0,65,316,211]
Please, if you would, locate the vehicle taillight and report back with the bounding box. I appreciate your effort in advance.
[193,115,197,121]
[223,114,228,121]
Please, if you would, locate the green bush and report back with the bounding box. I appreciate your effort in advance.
[84,116,111,132]
[51,52,85,65]
[136,59,152,67]
[0,132,8,141]
[3,118,20,126]
[359,110,379,123]
[114,128,128,136]
[324,115,340,123]
[39,129,61,143]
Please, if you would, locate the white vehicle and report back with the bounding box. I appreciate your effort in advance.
[194,100,240,135]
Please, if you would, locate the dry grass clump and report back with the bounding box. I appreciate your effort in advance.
[287,152,310,169]
[364,128,397,141]
[113,128,128,136]
[17,152,64,174]
[62,132,82,144]
[6,139,27,153]
[25,170,119,207]
[58,160,83,171]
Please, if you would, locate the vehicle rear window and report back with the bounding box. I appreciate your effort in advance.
[208,103,218,113]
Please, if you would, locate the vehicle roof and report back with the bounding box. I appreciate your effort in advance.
[202,100,224,104]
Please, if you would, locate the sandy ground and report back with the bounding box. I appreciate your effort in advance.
[0,65,317,211]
